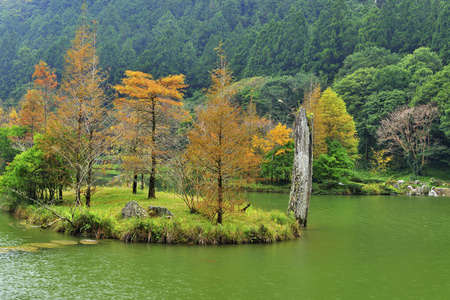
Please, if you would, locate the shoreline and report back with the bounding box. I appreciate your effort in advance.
[1,188,301,245]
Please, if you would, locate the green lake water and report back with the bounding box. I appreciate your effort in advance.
[2,194,450,299]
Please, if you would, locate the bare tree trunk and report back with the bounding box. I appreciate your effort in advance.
[288,108,313,227]
[148,98,156,199]
[132,173,137,194]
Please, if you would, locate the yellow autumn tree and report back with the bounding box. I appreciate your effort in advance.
[302,83,325,158]
[252,123,293,153]
[114,71,187,198]
[314,87,358,158]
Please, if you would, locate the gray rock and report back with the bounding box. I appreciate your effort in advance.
[121,201,149,219]
[393,183,399,189]
[406,185,415,196]
[429,187,438,197]
[414,180,422,186]
[420,185,430,194]
[148,206,174,218]
[398,180,405,186]
[434,188,450,197]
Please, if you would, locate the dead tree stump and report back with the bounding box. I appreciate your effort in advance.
[287,108,313,227]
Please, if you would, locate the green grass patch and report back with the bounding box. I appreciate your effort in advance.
[6,187,300,245]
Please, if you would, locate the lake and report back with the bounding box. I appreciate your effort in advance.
[2,194,450,299]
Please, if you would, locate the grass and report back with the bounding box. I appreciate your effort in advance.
[7,187,300,245]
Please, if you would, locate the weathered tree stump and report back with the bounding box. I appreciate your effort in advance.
[287,108,313,227]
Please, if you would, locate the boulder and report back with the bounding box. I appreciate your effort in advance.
[420,185,430,195]
[414,180,422,186]
[406,185,415,196]
[397,180,405,186]
[434,188,450,197]
[121,201,149,219]
[148,205,174,218]
[429,187,438,197]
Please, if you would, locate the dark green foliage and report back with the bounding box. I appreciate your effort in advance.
[0,126,26,172]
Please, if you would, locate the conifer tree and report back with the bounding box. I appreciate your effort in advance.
[315,88,358,159]
[186,43,255,224]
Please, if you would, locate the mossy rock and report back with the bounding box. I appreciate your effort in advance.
[50,240,79,246]
[23,242,63,249]
[79,239,100,245]
[0,248,10,254]
[1,246,40,253]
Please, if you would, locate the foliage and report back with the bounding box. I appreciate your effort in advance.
[260,140,295,184]
[313,140,354,183]
[113,70,188,198]
[0,125,27,172]
[314,87,358,159]
[1,140,69,206]
[369,148,393,175]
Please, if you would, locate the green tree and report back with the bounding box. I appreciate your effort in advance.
[313,140,354,183]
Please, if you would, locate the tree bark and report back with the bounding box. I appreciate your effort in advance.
[148,97,157,199]
[288,108,313,227]
[132,173,137,194]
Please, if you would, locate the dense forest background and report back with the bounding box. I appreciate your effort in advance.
[1,0,450,171]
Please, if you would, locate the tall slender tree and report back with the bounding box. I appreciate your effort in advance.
[186,43,256,224]
[49,5,110,208]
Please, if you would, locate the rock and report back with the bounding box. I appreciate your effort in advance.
[434,188,450,197]
[148,206,174,218]
[406,185,415,196]
[414,180,422,186]
[393,183,399,189]
[397,180,405,186]
[121,201,149,219]
[420,185,430,195]
[50,240,79,246]
[429,187,438,197]
[80,239,100,245]
[22,242,63,249]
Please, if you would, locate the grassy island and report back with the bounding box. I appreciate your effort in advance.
[1,187,300,245]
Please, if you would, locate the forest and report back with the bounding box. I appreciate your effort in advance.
[1,0,450,216]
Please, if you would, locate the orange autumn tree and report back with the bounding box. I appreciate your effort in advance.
[32,60,58,131]
[49,6,111,208]
[18,89,44,135]
[186,44,256,224]
[112,102,151,194]
[114,71,187,198]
